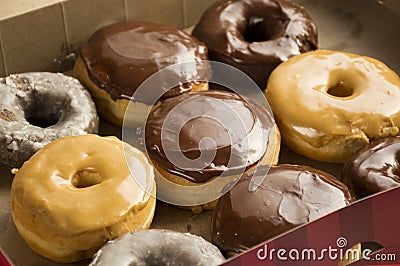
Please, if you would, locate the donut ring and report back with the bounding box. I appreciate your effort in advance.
[0,72,98,168]
[342,136,400,198]
[89,229,225,266]
[192,0,317,88]
[266,50,400,163]
[11,135,156,262]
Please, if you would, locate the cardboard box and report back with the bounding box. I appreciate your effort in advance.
[0,0,216,76]
[0,0,399,265]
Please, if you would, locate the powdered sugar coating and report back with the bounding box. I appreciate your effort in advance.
[90,229,225,266]
[0,72,98,167]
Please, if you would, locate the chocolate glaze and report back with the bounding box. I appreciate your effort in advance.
[81,21,211,101]
[145,90,274,183]
[342,137,400,198]
[192,0,318,88]
[212,164,353,253]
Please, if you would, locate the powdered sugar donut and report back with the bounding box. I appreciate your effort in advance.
[90,229,225,266]
[0,72,98,167]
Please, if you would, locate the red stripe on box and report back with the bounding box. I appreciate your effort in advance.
[223,256,244,266]
[350,247,400,265]
[223,238,279,265]
[223,187,400,266]
[274,225,309,266]
[308,211,342,266]
[239,242,277,266]
[0,250,12,266]
[372,187,400,247]
[339,196,375,249]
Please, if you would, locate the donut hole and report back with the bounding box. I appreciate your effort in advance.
[327,81,354,97]
[72,169,103,188]
[243,16,273,42]
[24,91,69,128]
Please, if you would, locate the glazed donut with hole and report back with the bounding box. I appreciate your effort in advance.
[11,134,156,263]
[192,0,317,88]
[266,50,400,163]
[0,72,98,168]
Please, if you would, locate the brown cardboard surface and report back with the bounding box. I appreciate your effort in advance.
[0,3,66,74]
[182,0,216,28]
[62,0,126,56]
[0,0,62,21]
[292,0,400,73]
[0,36,5,77]
[383,0,400,16]
[125,0,184,29]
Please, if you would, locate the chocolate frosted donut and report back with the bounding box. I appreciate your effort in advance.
[342,137,400,198]
[145,90,278,183]
[145,90,280,212]
[89,230,225,266]
[0,72,98,168]
[192,0,317,88]
[81,21,210,101]
[212,164,354,253]
[74,21,211,126]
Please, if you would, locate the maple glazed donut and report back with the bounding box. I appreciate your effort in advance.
[11,135,156,263]
[74,21,211,126]
[145,90,280,213]
[192,0,317,88]
[266,50,400,163]
[89,229,225,266]
[0,72,98,168]
[342,137,400,198]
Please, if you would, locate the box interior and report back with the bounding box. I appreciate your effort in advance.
[0,0,399,265]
